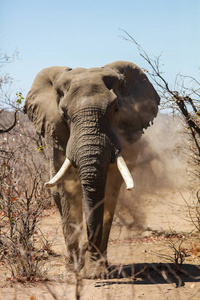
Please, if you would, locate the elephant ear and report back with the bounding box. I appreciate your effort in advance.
[24,66,72,146]
[103,61,160,144]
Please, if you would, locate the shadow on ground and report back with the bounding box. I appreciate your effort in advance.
[95,263,200,288]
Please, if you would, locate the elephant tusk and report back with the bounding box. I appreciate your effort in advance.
[116,154,134,190]
[44,157,72,189]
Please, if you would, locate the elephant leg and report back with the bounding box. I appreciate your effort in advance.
[100,165,123,258]
[100,160,135,260]
[61,173,85,267]
[49,146,85,267]
[51,187,63,216]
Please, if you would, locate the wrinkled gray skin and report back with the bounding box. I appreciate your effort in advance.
[24,61,160,278]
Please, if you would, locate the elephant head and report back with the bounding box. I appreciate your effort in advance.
[24,61,160,265]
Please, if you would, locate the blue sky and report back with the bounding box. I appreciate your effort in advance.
[0,0,199,97]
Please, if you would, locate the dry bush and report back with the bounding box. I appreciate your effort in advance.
[0,112,52,281]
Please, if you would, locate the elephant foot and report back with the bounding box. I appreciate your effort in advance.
[65,244,87,273]
[79,251,109,279]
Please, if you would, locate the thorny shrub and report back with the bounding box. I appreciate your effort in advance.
[0,111,52,281]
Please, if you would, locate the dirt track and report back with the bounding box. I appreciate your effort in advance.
[1,187,200,300]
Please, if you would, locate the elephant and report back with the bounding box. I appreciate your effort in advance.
[23,61,160,278]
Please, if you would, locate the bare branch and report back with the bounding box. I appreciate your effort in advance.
[0,110,18,133]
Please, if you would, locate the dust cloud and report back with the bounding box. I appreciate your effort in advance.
[116,113,188,229]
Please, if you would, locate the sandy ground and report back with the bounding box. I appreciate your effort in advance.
[0,187,200,300]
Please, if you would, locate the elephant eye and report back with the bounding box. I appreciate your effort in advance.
[61,110,65,118]
[59,104,68,120]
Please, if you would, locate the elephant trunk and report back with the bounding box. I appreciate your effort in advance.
[70,117,112,253]
[79,159,108,253]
